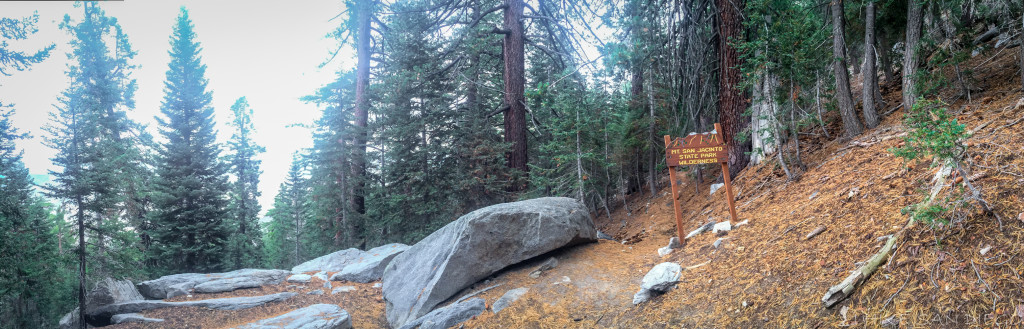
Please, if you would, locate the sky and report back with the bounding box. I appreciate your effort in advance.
[1,0,356,215]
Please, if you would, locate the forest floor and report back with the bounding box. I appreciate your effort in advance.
[109,44,1024,328]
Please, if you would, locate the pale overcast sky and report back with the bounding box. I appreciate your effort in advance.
[1,0,356,215]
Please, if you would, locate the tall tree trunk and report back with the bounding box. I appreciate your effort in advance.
[77,196,86,329]
[861,0,880,128]
[877,33,895,85]
[647,62,657,196]
[350,0,372,248]
[1020,13,1023,91]
[903,0,924,112]
[832,0,863,138]
[716,0,752,178]
[503,0,528,189]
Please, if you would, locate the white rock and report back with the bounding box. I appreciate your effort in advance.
[685,221,716,239]
[980,245,993,255]
[287,274,312,283]
[710,183,725,195]
[713,238,727,248]
[712,221,732,234]
[657,246,674,257]
[632,262,682,305]
[332,286,356,294]
[735,220,749,227]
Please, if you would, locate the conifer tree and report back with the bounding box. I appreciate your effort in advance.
[225,97,264,269]
[264,154,309,269]
[44,3,144,326]
[148,7,230,274]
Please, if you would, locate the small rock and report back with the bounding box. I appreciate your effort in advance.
[287,274,312,283]
[314,271,329,282]
[373,283,382,288]
[597,231,615,240]
[657,246,674,257]
[735,220,749,227]
[332,286,357,294]
[846,187,860,200]
[808,191,818,200]
[742,301,749,308]
[880,315,900,328]
[713,238,727,249]
[980,245,993,256]
[633,262,682,305]
[111,313,164,324]
[529,257,559,278]
[631,289,653,305]
[710,183,725,195]
[686,221,716,239]
[667,237,681,249]
[1018,212,1024,222]
[307,290,324,295]
[712,221,732,235]
[492,288,529,313]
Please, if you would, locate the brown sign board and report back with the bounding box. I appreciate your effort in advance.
[664,123,740,245]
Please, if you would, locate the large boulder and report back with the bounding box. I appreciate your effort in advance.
[138,269,290,299]
[398,298,486,329]
[60,278,144,328]
[87,292,296,325]
[331,243,409,283]
[383,197,596,327]
[291,248,366,273]
[233,304,352,329]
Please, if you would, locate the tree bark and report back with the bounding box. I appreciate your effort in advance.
[350,0,372,248]
[861,0,880,128]
[716,0,752,178]
[503,0,528,188]
[878,33,895,84]
[832,0,863,138]
[1020,13,1023,91]
[903,0,924,112]
[77,195,86,329]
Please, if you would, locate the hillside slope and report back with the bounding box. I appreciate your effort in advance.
[108,41,1023,329]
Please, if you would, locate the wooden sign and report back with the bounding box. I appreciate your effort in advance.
[666,132,729,166]
[664,123,740,244]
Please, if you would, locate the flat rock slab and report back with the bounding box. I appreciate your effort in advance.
[88,292,297,325]
[398,298,486,329]
[111,313,164,324]
[383,197,596,328]
[233,304,352,329]
[492,288,529,313]
[332,286,356,294]
[288,274,313,283]
[331,243,409,283]
[138,269,290,299]
[292,248,366,273]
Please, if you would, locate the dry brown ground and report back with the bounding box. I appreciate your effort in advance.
[109,45,1023,329]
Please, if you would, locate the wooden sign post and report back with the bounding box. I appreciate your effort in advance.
[664,123,740,243]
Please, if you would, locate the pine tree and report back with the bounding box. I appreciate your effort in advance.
[148,7,230,274]
[44,3,144,326]
[0,13,54,76]
[264,154,309,269]
[224,97,264,270]
[0,107,75,328]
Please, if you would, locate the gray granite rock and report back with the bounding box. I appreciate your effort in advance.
[332,286,356,294]
[233,304,352,329]
[492,288,529,313]
[382,197,596,328]
[138,269,290,299]
[633,262,682,305]
[110,313,164,324]
[88,292,297,324]
[287,274,312,283]
[292,248,366,273]
[398,298,486,329]
[331,243,409,283]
